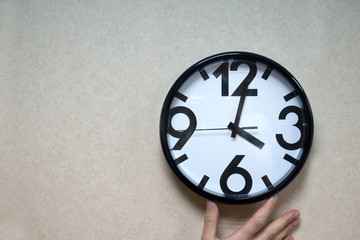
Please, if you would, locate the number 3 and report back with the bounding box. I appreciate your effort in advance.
[276,106,304,150]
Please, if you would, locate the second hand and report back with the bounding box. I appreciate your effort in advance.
[195,126,257,131]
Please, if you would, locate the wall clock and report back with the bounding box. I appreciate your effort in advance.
[159,52,313,204]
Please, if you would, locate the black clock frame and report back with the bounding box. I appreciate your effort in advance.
[159,52,314,204]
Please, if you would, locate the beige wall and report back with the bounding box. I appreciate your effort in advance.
[1,1,359,239]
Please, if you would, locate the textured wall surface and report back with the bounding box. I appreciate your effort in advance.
[1,1,359,239]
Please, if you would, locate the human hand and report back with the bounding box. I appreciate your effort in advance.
[201,196,300,240]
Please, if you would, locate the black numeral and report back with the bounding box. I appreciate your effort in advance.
[220,155,252,195]
[230,61,257,96]
[212,62,229,96]
[276,106,304,150]
[206,61,258,97]
[168,106,197,150]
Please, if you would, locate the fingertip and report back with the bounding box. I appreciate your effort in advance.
[271,195,279,203]
[264,195,278,206]
[261,195,278,210]
[202,201,219,240]
[292,219,300,227]
[206,201,217,210]
[292,210,300,219]
[204,200,219,221]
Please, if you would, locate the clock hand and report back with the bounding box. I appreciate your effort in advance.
[231,95,246,138]
[173,126,258,133]
[228,122,265,149]
[195,126,257,131]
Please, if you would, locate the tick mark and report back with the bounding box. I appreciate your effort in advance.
[283,154,299,166]
[175,92,188,102]
[283,91,298,102]
[174,154,188,165]
[262,175,274,191]
[199,69,210,80]
[198,175,210,190]
[261,66,273,80]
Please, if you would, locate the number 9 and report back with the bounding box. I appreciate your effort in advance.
[168,106,197,150]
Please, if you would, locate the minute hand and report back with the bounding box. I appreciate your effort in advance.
[228,122,265,149]
[231,95,246,138]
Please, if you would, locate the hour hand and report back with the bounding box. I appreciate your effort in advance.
[227,122,265,149]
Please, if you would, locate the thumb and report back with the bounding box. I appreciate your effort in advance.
[201,201,219,240]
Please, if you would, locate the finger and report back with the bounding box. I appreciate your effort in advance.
[274,218,299,240]
[201,201,219,240]
[282,236,294,240]
[229,196,278,239]
[258,209,300,240]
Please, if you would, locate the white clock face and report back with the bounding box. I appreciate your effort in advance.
[160,53,313,204]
